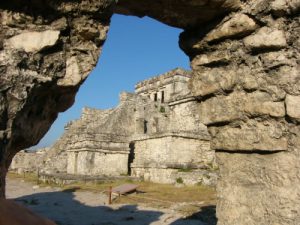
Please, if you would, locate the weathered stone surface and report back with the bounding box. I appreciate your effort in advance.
[273,66,300,96]
[191,51,230,68]
[0,1,299,225]
[132,167,217,186]
[178,2,299,224]
[115,0,242,29]
[63,71,213,181]
[271,0,300,16]
[243,27,287,51]
[133,137,212,169]
[285,94,300,119]
[199,91,285,125]
[10,149,49,173]
[190,67,238,97]
[211,120,288,151]
[205,14,258,42]
[57,57,81,87]
[0,0,115,197]
[217,151,300,225]
[5,30,60,53]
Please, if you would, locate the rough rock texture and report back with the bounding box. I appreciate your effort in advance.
[115,0,242,29]
[65,94,137,176]
[0,1,299,225]
[179,1,300,224]
[10,148,49,173]
[0,0,115,197]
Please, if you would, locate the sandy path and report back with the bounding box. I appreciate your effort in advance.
[6,178,205,225]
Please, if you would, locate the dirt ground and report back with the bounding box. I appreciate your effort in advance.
[6,177,216,225]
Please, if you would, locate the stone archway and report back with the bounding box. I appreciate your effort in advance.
[0,1,299,225]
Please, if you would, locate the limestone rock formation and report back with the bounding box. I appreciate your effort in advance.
[0,1,299,225]
[115,0,242,29]
[179,1,300,224]
[0,0,115,197]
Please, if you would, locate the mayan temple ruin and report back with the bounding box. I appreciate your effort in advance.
[1,0,299,225]
[11,68,217,186]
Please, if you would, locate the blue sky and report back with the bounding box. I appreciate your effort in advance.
[35,14,190,148]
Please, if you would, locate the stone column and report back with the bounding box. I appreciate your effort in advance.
[180,1,300,224]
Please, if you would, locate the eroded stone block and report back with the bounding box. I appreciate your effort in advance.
[212,121,288,151]
[5,30,60,53]
[205,14,258,42]
[285,94,300,119]
[57,57,81,87]
[216,151,300,225]
[243,27,287,51]
[271,0,300,16]
[191,51,230,68]
[199,91,285,125]
[190,67,237,97]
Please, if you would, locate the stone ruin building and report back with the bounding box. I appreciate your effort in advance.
[11,68,217,186]
[1,1,299,225]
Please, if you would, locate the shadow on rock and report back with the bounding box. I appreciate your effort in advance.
[14,189,163,225]
[170,205,217,225]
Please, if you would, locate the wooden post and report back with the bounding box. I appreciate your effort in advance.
[36,169,40,185]
[108,186,112,205]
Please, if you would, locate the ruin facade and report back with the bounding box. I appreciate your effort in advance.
[1,1,299,225]
[11,68,217,186]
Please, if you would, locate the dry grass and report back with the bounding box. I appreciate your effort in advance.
[7,171,216,210]
[7,171,39,183]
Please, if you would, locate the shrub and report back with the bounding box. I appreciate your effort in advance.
[176,177,183,184]
[159,106,165,113]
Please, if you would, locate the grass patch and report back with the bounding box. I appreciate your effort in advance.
[8,171,216,209]
[178,168,194,172]
[7,171,38,183]
[176,177,183,184]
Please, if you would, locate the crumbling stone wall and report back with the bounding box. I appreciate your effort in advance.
[0,1,299,225]
[10,149,48,173]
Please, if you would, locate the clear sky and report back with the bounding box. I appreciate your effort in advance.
[35,14,190,148]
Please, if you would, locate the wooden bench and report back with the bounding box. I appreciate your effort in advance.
[108,184,138,204]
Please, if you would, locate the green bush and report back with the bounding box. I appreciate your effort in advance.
[160,106,165,113]
[176,177,183,184]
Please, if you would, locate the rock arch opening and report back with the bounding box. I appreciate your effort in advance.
[13,14,218,189]
[33,14,190,149]
[0,1,299,225]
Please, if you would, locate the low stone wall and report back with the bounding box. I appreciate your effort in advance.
[10,151,47,174]
[131,136,217,185]
[67,151,129,176]
[38,173,140,186]
[133,136,214,168]
[131,167,217,186]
